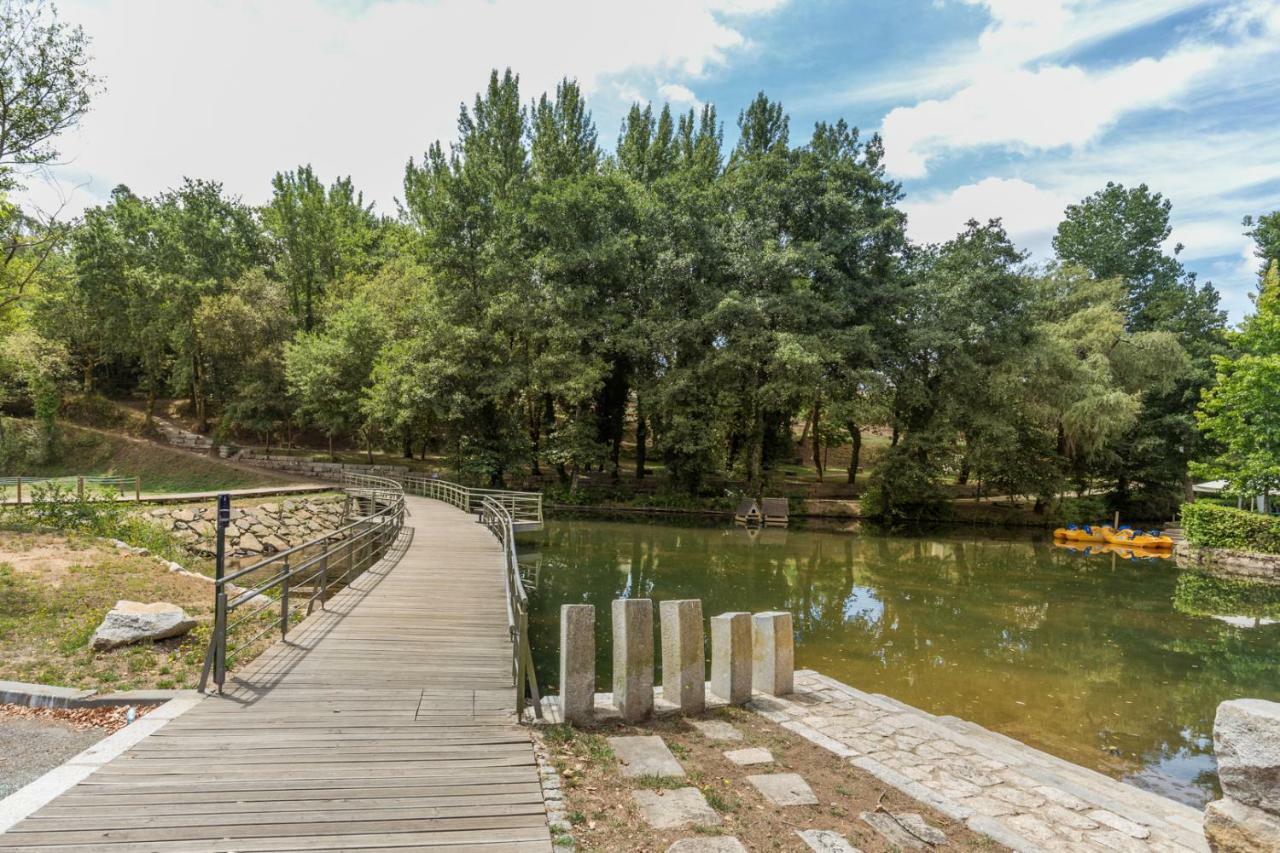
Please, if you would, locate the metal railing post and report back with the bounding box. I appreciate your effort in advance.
[281,557,291,639]
[213,589,227,692]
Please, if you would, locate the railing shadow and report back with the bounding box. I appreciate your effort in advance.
[210,524,416,706]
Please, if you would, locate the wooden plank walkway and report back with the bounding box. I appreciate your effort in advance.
[0,495,552,852]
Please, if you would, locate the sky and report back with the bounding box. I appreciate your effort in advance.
[20,0,1280,322]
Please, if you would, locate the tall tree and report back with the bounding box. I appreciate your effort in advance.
[1197,260,1280,504]
[1054,182,1225,514]
[262,165,379,330]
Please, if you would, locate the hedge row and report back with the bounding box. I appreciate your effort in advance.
[1182,502,1280,554]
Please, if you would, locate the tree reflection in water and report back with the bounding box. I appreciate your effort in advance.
[522,518,1280,807]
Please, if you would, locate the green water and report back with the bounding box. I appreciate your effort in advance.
[521,517,1280,807]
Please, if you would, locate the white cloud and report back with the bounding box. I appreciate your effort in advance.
[20,0,786,216]
[877,0,1280,178]
[658,83,701,106]
[902,177,1072,255]
[830,0,1212,106]
[882,44,1219,178]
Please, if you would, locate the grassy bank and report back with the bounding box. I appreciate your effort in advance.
[0,532,216,691]
[2,419,296,493]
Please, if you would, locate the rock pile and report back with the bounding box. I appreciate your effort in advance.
[1205,698,1280,851]
[142,497,348,558]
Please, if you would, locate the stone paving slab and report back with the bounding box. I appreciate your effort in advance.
[745,772,818,806]
[633,787,722,829]
[691,719,743,741]
[724,746,773,765]
[797,829,862,852]
[750,670,1210,852]
[667,838,748,852]
[609,734,685,778]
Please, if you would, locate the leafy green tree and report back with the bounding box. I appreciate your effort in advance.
[285,298,385,459]
[193,270,294,445]
[1197,260,1280,503]
[872,219,1031,518]
[262,165,380,330]
[1244,212,1280,285]
[1054,182,1225,514]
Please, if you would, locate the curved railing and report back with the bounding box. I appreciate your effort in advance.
[402,474,543,528]
[198,471,406,692]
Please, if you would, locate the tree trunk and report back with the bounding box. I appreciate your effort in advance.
[144,389,156,428]
[402,426,413,459]
[846,422,861,485]
[635,414,647,479]
[328,433,335,461]
[811,396,823,483]
[82,361,93,394]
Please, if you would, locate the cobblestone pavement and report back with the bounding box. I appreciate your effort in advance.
[751,671,1209,852]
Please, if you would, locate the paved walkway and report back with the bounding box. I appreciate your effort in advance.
[754,670,1208,852]
[0,495,551,851]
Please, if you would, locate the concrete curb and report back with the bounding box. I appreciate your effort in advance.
[0,690,203,833]
[0,680,187,710]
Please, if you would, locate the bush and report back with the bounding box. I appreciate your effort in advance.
[1181,502,1280,554]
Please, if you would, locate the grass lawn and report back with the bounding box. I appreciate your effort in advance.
[0,531,271,692]
[2,421,298,494]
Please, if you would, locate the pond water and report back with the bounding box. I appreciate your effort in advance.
[521,517,1280,808]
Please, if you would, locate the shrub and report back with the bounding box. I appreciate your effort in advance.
[1181,502,1280,554]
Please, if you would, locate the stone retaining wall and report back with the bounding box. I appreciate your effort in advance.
[141,497,348,560]
[232,451,411,482]
[1175,542,1280,583]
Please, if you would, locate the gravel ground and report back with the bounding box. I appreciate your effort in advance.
[0,716,108,798]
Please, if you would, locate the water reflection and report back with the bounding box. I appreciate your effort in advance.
[522,518,1280,807]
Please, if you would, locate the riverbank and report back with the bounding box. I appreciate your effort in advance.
[535,671,1208,851]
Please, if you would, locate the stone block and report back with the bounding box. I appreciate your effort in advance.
[608,735,684,778]
[1215,698,1280,814]
[691,719,743,741]
[724,747,773,765]
[632,787,721,829]
[752,611,794,696]
[1204,798,1280,852]
[612,598,654,722]
[660,599,705,714]
[711,612,752,704]
[559,604,595,725]
[668,840,747,852]
[796,830,860,852]
[745,772,817,805]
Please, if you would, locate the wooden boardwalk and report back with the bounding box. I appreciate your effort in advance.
[0,495,552,852]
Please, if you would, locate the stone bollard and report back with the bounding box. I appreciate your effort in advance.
[711,612,752,705]
[559,604,595,725]
[660,599,705,714]
[1204,698,1280,851]
[752,611,794,696]
[612,598,654,722]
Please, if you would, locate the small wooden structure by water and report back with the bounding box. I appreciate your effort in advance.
[761,497,789,527]
[734,498,762,526]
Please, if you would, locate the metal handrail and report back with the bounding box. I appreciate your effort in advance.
[400,474,543,526]
[198,471,406,692]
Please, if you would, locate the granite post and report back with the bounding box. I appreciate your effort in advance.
[660,599,705,714]
[559,604,595,725]
[751,611,794,696]
[612,598,654,722]
[711,612,752,705]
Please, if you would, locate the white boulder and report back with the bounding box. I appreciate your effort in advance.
[90,600,197,650]
[1215,699,1280,813]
